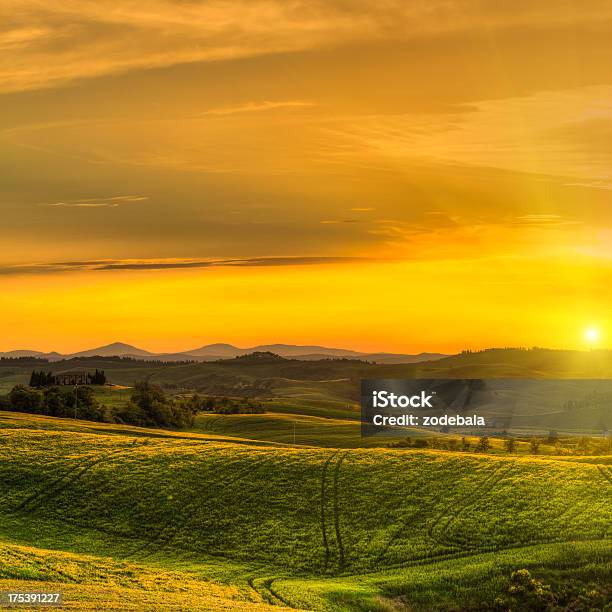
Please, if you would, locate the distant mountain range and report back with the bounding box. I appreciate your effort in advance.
[0,342,448,365]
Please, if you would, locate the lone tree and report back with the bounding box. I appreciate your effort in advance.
[504,437,517,453]
[475,436,490,453]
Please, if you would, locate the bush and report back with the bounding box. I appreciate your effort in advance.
[494,568,555,610]
[494,568,609,611]
[8,385,43,413]
[196,395,265,415]
[115,381,197,429]
[3,381,195,430]
[5,384,105,421]
[475,436,490,453]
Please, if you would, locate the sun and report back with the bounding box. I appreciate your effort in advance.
[584,327,601,345]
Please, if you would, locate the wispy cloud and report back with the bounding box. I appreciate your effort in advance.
[42,195,148,208]
[565,181,612,190]
[0,256,368,276]
[203,100,316,116]
[514,214,582,226]
[320,219,362,225]
[3,1,612,93]
[334,85,612,185]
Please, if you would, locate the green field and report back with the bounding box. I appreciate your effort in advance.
[191,412,401,448]
[0,412,610,610]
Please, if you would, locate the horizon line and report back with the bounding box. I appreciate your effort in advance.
[1,342,610,357]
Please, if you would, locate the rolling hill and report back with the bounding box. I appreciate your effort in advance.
[68,342,156,358]
[0,413,610,610]
[0,342,449,364]
[2,348,612,434]
[184,343,363,358]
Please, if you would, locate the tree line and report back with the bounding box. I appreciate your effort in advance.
[29,369,107,387]
[4,384,105,421]
[193,395,265,414]
[387,433,612,455]
[0,380,198,429]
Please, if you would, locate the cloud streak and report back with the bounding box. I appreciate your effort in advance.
[3,1,612,93]
[203,100,316,116]
[42,195,148,208]
[0,256,369,276]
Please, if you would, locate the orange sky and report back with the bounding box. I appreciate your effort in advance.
[1,1,611,353]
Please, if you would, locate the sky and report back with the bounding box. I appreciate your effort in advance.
[1,0,612,353]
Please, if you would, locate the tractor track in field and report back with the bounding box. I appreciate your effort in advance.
[546,467,608,529]
[14,447,130,514]
[434,462,517,550]
[545,499,585,530]
[246,577,279,607]
[124,453,252,557]
[201,416,222,433]
[424,463,504,548]
[374,507,423,565]
[427,462,516,551]
[2,547,79,583]
[485,464,611,539]
[263,578,295,609]
[554,501,595,535]
[420,461,599,555]
[249,537,612,607]
[146,458,272,556]
[334,536,612,579]
[13,458,96,512]
[598,465,612,486]
[127,454,270,559]
[332,451,349,570]
[247,576,295,609]
[319,450,338,571]
[375,459,457,565]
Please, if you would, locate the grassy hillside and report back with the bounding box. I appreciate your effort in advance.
[0,413,610,610]
[191,412,612,455]
[191,412,428,448]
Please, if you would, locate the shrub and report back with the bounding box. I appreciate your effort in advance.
[8,385,43,413]
[475,436,490,453]
[6,384,105,421]
[494,568,556,610]
[117,381,197,429]
[494,568,609,611]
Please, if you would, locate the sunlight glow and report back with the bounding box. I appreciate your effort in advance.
[584,327,601,345]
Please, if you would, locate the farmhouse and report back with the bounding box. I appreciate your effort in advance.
[54,371,88,385]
